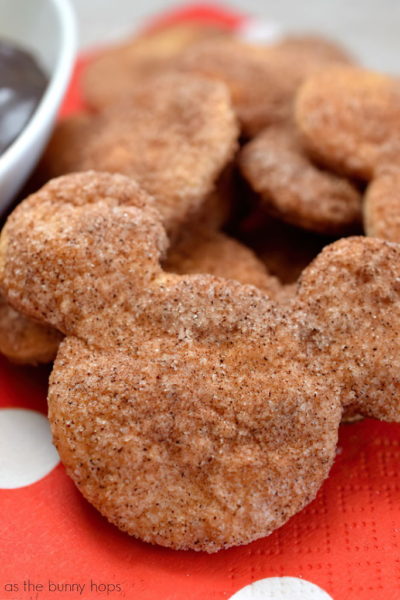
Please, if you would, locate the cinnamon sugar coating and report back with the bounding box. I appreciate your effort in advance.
[239,126,362,234]
[2,173,399,551]
[40,72,239,236]
[295,66,400,180]
[177,35,352,137]
[82,23,231,111]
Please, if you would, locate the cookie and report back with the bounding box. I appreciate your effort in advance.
[82,22,231,110]
[178,35,352,137]
[295,65,400,180]
[239,125,362,234]
[0,293,62,364]
[0,171,341,551]
[40,72,239,237]
[163,228,282,298]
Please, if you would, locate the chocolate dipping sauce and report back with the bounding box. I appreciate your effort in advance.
[0,39,48,154]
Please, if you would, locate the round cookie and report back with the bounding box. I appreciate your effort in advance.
[238,126,362,234]
[295,65,400,180]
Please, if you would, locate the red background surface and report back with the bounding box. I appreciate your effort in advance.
[1,6,400,599]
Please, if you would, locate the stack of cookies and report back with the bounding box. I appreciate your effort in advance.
[1,22,400,552]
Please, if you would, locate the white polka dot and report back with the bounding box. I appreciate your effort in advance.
[236,18,283,44]
[228,577,334,600]
[0,408,59,489]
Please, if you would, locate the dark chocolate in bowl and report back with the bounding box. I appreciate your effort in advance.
[0,39,48,155]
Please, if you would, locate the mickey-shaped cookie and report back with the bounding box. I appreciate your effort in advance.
[40,72,239,238]
[1,172,399,552]
[0,70,241,365]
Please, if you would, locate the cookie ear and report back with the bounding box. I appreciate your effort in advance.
[295,236,400,421]
[0,173,167,336]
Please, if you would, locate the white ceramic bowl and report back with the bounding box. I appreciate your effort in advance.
[0,0,76,213]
